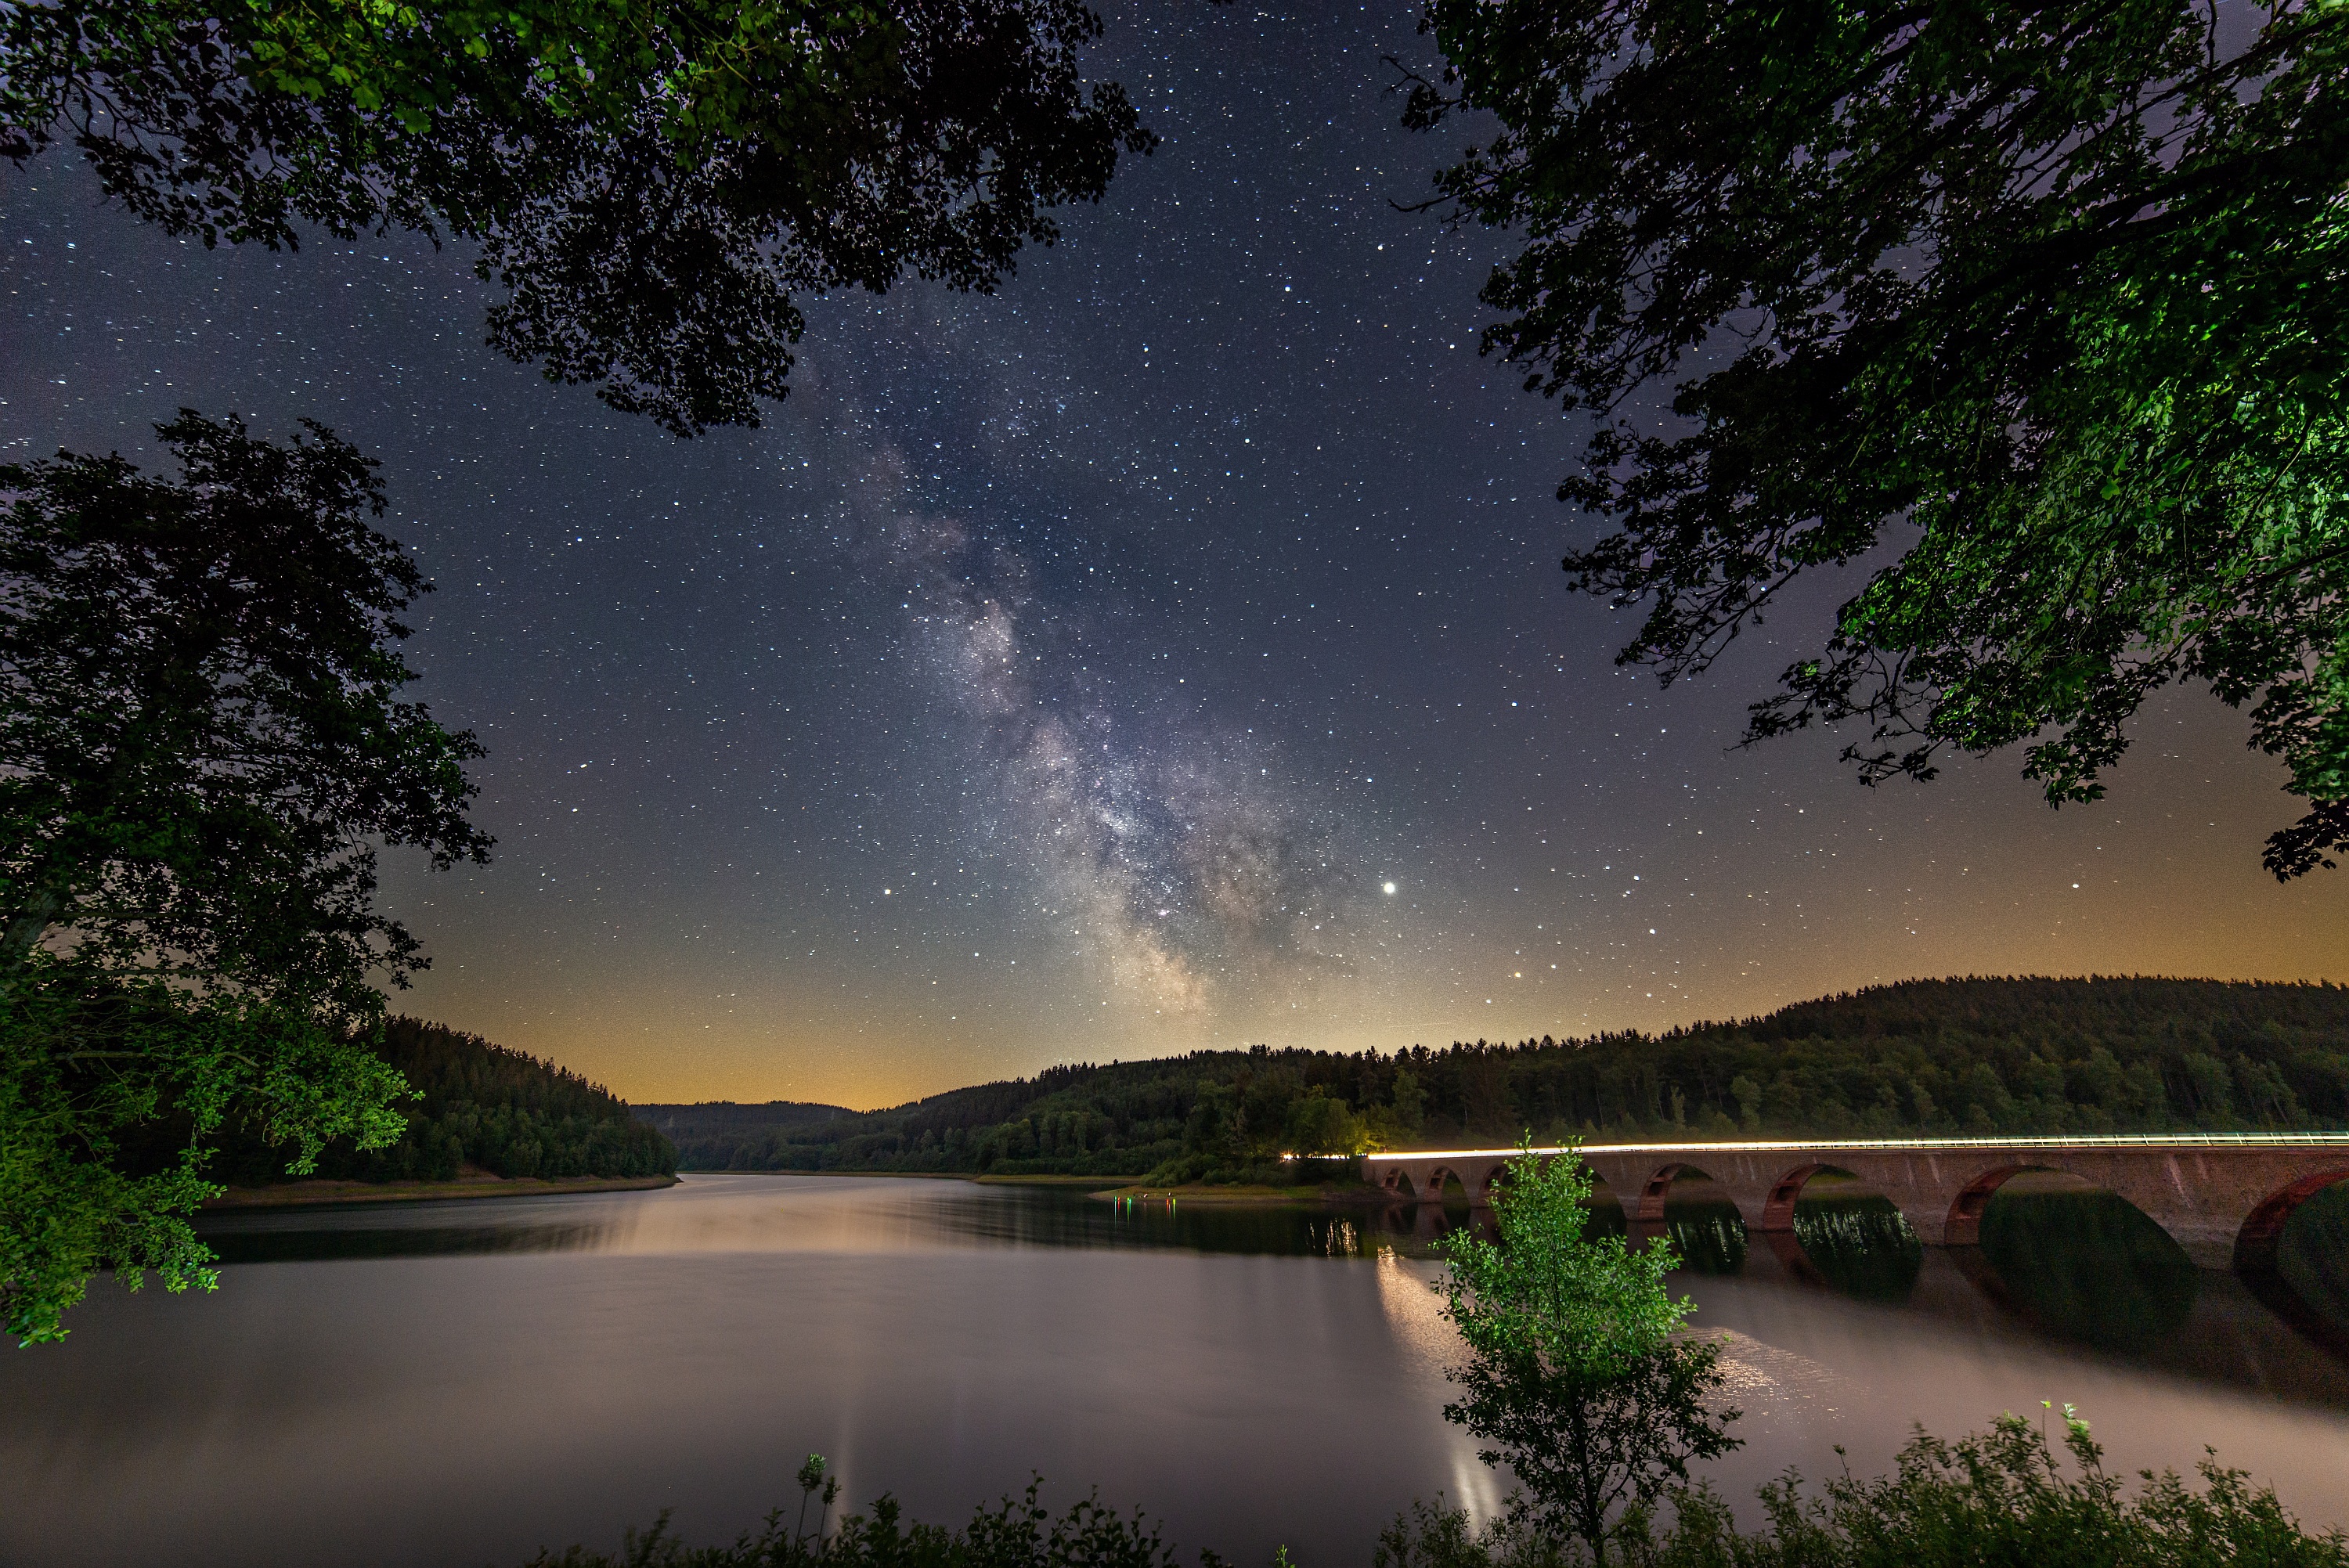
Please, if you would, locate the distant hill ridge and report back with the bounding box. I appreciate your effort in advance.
[637,976,2349,1185]
[636,1099,854,1166]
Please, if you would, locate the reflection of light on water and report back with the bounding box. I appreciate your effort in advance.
[1373,1252,1452,1372]
[1374,1252,1505,1525]
[1712,1349,1777,1395]
[1708,1328,1854,1408]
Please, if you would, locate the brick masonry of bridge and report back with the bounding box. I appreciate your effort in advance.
[1359,1139,2349,1271]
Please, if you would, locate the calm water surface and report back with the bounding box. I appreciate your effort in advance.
[3,1173,2346,1568]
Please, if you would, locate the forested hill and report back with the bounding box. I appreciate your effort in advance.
[639,977,2349,1185]
[636,1101,854,1169]
[213,1018,677,1185]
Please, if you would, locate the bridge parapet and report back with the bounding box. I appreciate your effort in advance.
[1358,1135,2349,1272]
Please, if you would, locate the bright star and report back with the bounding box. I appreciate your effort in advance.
[1383,881,1397,895]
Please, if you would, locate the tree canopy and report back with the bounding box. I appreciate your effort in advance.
[0,412,489,1343]
[1438,1142,1738,1565]
[209,1017,678,1186]
[1404,0,2349,876]
[1,0,1152,434]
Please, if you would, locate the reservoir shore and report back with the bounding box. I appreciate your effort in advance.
[202,1173,680,1209]
[200,1169,1381,1211]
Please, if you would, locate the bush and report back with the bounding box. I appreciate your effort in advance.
[1377,1410,2349,1568]
[1438,1143,1739,1565]
[524,1458,1225,1568]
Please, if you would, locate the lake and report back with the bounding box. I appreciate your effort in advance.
[3,1173,2345,1567]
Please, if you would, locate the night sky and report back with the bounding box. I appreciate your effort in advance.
[2,2,2342,1110]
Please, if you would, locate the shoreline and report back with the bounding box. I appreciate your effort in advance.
[200,1173,680,1210]
[1090,1181,1393,1206]
[703,1170,1130,1188]
[675,1168,1394,1206]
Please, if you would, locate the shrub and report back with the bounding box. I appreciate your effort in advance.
[1377,1410,2349,1568]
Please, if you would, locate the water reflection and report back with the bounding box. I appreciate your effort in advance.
[203,1220,611,1264]
[186,1173,2347,1400]
[965,1192,1384,1258]
[2279,1181,2349,1341]
[196,1183,1405,1263]
[1788,1197,1923,1303]
[1974,1184,2199,1353]
[1654,1199,1749,1275]
[13,1172,2349,1568]
[1442,1174,2349,1406]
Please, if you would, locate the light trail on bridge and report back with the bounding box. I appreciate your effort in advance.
[1344,1132,2349,1272]
[1294,1130,2349,1162]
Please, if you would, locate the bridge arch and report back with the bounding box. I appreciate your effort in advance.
[2232,1167,2349,1274]
[1942,1161,2186,1253]
[1634,1162,1709,1224]
[1754,1164,1924,1300]
[1422,1166,1472,1204]
[1759,1162,1835,1232]
[1943,1163,2044,1246]
[1364,1139,2349,1274]
[1952,1165,2201,1350]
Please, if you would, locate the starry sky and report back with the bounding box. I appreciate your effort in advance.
[3,2,2344,1109]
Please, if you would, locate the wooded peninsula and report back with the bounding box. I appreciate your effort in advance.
[209,1018,678,1190]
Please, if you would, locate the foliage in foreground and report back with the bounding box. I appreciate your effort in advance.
[640,976,2349,1181]
[532,1415,2348,1568]
[206,1017,677,1186]
[1439,1143,1738,1564]
[523,1458,1224,1568]
[0,413,488,1343]
[1,0,1150,435]
[1404,0,2349,877]
[1,964,410,1346]
[1377,1410,2349,1568]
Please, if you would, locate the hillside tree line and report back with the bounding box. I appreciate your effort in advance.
[640,977,2349,1185]
[210,1017,676,1185]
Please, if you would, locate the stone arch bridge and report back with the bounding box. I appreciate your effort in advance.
[1359,1136,2349,1272]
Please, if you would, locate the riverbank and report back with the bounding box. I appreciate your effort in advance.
[778,1170,1130,1188]
[740,1167,1391,1205]
[976,1173,1132,1188]
[1091,1181,1391,1205]
[716,1168,1387,1202]
[201,1173,680,1209]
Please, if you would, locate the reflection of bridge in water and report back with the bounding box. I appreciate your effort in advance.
[1359,1135,2349,1272]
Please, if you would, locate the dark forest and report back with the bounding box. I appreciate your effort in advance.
[640,977,2349,1184]
[211,1018,677,1186]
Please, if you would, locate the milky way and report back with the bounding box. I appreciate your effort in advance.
[1,1,2340,1106]
[849,438,1373,1018]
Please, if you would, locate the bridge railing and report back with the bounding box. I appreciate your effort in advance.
[1335,1131,2349,1160]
